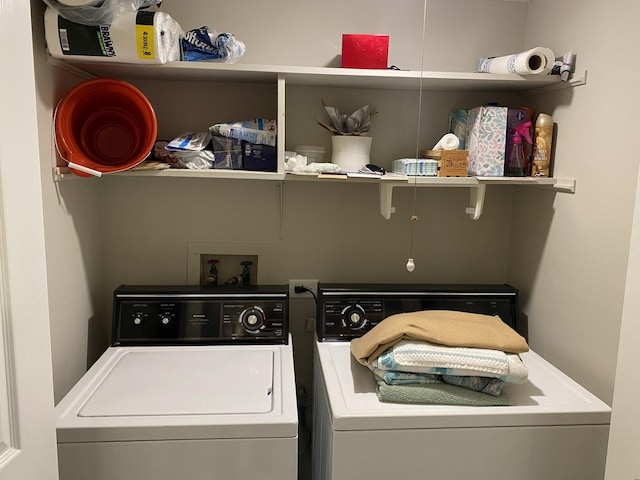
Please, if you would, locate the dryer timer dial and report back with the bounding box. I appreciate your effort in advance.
[342,304,367,330]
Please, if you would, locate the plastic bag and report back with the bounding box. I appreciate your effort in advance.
[182,26,245,63]
[153,140,214,169]
[42,0,162,26]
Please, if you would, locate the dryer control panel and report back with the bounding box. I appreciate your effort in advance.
[112,285,289,345]
[317,283,519,342]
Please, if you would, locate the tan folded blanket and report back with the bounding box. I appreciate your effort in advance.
[351,310,529,366]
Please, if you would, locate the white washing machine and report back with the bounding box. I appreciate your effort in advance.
[312,284,611,480]
[55,285,298,480]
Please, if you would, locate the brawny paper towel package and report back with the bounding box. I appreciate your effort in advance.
[44,7,182,64]
[465,106,507,177]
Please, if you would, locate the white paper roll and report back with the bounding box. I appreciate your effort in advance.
[45,7,182,64]
[477,47,555,75]
[432,133,460,150]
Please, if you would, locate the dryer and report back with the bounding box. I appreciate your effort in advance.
[55,285,298,480]
[312,284,611,480]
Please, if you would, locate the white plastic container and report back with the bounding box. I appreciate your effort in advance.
[295,145,326,163]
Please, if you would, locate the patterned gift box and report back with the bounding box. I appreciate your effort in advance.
[465,106,507,177]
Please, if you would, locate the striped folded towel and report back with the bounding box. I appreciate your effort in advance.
[372,340,528,384]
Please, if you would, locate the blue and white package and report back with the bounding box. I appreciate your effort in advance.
[165,131,211,151]
[182,26,245,63]
[210,119,277,147]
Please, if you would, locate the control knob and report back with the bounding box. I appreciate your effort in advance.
[240,306,265,333]
[342,304,367,330]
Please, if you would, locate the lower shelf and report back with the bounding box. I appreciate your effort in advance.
[52,166,575,220]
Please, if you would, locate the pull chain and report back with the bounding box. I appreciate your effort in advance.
[406,0,428,272]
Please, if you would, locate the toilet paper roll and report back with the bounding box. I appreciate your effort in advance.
[432,133,460,151]
[45,7,182,64]
[477,47,555,75]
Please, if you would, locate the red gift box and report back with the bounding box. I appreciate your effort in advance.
[341,34,389,69]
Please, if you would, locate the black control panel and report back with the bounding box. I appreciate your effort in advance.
[112,285,289,345]
[317,283,519,342]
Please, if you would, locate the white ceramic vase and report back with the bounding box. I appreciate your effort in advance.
[331,135,372,172]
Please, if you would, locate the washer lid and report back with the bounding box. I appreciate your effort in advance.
[316,340,611,431]
[79,349,274,417]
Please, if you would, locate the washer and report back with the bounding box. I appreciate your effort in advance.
[312,284,611,480]
[56,285,298,480]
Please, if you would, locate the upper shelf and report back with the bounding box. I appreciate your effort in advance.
[50,57,565,92]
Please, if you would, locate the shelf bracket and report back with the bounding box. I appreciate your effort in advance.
[465,184,486,220]
[522,69,588,96]
[381,181,486,220]
[553,178,576,193]
[380,183,396,220]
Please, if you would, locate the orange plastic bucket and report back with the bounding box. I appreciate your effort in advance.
[54,78,157,177]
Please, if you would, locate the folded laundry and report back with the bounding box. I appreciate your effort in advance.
[370,366,506,397]
[376,381,512,406]
[351,309,529,366]
[382,339,510,376]
[374,351,528,386]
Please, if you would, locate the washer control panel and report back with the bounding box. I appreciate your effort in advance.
[317,283,519,341]
[113,285,289,345]
[321,298,385,339]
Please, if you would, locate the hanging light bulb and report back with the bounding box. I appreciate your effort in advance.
[406,258,415,272]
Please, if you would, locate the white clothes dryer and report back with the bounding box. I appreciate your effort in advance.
[312,284,611,480]
[55,285,298,480]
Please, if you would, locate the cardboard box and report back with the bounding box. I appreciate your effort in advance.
[465,106,508,176]
[421,149,469,177]
[211,134,243,169]
[438,150,469,177]
[341,34,389,69]
[243,142,277,172]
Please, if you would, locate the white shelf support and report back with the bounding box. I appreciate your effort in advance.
[380,180,487,220]
[466,184,487,220]
[553,178,577,193]
[522,70,588,96]
[380,183,396,220]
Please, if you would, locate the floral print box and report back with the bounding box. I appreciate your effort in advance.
[465,105,507,177]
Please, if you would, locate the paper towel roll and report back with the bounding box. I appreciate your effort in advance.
[477,47,555,75]
[45,7,182,64]
[432,133,460,151]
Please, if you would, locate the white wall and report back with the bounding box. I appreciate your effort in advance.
[509,0,640,404]
[31,0,107,402]
[605,157,640,480]
[159,0,528,71]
